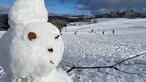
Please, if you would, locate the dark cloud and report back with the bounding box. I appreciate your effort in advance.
[59,0,73,3]
[59,0,146,14]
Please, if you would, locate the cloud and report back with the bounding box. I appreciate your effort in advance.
[76,4,84,9]
[59,0,146,14]
[99,8,113,14]
[59,0,73,3]
[105,0,120,4]
[143,8,146,11]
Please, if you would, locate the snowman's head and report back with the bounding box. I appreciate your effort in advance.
[8,0,48,27]
[9,22,64,76]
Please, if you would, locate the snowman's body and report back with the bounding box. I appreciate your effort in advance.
[0,0,72,82]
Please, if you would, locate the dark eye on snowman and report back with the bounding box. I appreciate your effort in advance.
[48,48,53,53]
[55,35,60,39]
[28,32,37,41]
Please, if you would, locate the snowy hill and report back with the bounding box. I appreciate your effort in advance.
[1,18,146,82]
[63,18,146,35]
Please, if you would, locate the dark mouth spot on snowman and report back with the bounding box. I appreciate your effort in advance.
[48,48,53,53]
[55,35,60,39]
[28,32,37,41]
[50,60,54,64]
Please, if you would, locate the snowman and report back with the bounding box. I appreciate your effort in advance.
[0,0,72,82]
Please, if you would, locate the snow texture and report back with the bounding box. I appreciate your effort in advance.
[0,0,72,82]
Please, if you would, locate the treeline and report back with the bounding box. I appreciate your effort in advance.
[0,14,9,30]
[96,9,146,18]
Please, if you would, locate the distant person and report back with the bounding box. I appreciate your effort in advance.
[91,29,94,33]
[74,31,78,35]
[60,29,62,35]
[113,30,115,35]
[102,30,105,35]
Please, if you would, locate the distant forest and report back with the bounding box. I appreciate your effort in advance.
[0,9,146,31]
[96,9,146,18]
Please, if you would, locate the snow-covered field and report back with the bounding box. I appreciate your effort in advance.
[61,18,146,82]
[1,18,146,82]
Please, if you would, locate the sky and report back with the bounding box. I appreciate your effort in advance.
[0,0,146,15]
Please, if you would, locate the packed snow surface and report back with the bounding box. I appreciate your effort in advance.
[1,18,146,82]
